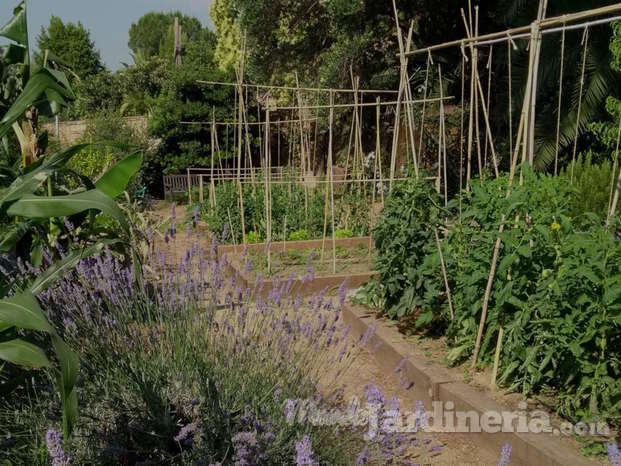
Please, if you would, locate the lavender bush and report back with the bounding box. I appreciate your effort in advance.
[1,216,377,464]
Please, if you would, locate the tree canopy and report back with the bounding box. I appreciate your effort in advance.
[35,15,103,80]
[128,11,205,60]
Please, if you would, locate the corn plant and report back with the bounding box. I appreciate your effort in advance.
[0,1,141,438]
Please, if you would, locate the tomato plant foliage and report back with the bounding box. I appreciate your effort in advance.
[367,169,621,426]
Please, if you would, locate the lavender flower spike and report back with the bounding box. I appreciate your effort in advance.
[295,435,317,466]
[45,429,71,465]
[609,443,621,466]
[498,443,512,466]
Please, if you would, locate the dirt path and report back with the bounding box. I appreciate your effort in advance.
[337,342,499,465]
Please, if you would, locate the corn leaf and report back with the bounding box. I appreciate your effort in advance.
[0,339,50,368]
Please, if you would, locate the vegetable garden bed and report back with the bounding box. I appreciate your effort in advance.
[217,237,377,298]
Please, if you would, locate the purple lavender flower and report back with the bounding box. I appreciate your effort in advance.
[608,443,621,466]
[295,435,316,466]
[174,422,197,443]
[273,388,282,401]
[355,444,369,465]
[284,399,298,424]
[232,431,259,465]
[365,383,386,407]
[45,429,70,465]
[413,400,428,431]
[63,217,74,233]
[338,280,348,308]
[498,443,512,466]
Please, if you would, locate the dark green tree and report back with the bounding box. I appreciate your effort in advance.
[128,12,204,60]
[35,16,103,80]
[145,32,233,196]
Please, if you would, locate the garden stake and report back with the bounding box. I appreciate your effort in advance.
[283,215,287,253]
[434,228,454,320]
[526,0,549,165]
[484,44,493,165]
[475,71,499,177]
[328,91,337,274]
[401,22,420,178]
[507,35,516,161]
[474,6,484,184]
[491,326,504,389]
[472,95,527,369]
[459,47,466,219]
[376,97,385,204]
[199,175,204,204]
[187,168,192,204]
[227,207,237,253]
[461,8,475,190]
[320,170,330,263]
[265,108,271,274]
[418,52,431,164]
[554,28,565,176]
[570,26,589,184]
[606,111,621,225]
[235,65,246,244]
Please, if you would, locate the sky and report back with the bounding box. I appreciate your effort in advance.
[7,0,214,69]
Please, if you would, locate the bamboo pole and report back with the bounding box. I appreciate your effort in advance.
[570,26,589,184]
[328,91,337,274]
[376,97,384,204]
[270,96,452,111]
[527,0,549,166]
[474,6,484,184]
[459,50,466,219]
[265,108,271,273]
[436,65,444,195]
[554,28,566,176]
[199,175,204,203]
[389,0,405,191]
[180,118,318,126]
[434,229,454,320]
[197,79,399,94]
[475,74,500,177]
[370,132,378,257]
[484,45,493,166]
[235,57,247,244]
[187,168,192,204]
[439,65,449,204]
[508,39,514,169]
[418,53,432,164]
[402,24,420,177]
[462,7,475,190]
[491,326,504,389]
[320,175,330,263]
[344,107,355,181]
[227,208,238,253]
[471,73,530,369]
[405,3,621,57]
[210,109,216,212]
[606,112,621,226]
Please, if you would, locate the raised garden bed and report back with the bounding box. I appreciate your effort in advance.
[217,236,377,298]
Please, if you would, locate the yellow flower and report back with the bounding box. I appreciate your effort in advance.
[551,221,561,231]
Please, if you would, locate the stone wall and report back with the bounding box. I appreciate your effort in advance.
[41,116,148,146]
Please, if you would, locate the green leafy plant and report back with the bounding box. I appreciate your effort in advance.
[370,176,440,320]
[245,230,261,243]
[288,229,309,241]
[0,2,142,439]
[335,228,353,239]
[561,152,617,221]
